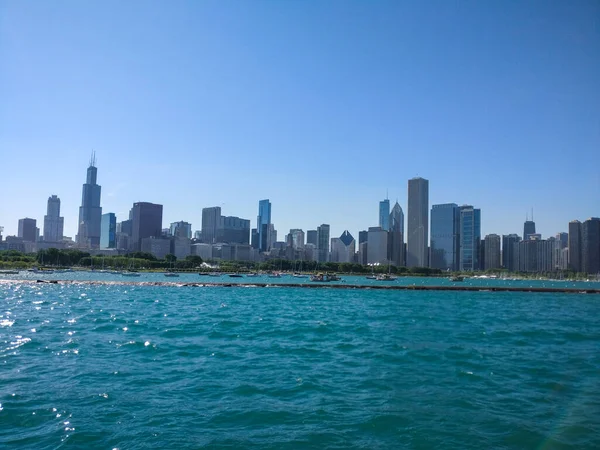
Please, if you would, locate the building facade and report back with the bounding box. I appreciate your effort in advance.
[76,154,102,248]
[140,237,171,260]
[316,224,330,262]
[379,199,390,231]
[459,205,481,271]
[170,221,192,239]
[287,229,305,249]
[43,195,64,243]
[367,226,388,265]
[502,234,521,271]
[568,220,582,273]
[221,216,250,244]
[582,218,600,275]
[430,203,460,271]
[130,202,163,251]
[330,230,355,263]
[18,218,37,242]
[523,219,536,240]
[406,177,429,267]
[257,200,271,252]
[201,207,222,244]
[484,234,501,270]
[100,213,117,249]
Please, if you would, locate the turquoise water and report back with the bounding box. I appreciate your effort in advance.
[1,282,599,449]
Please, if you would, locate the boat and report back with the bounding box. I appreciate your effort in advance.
[0,270,20,275]
[198,272,210,276]
[121,271,141,277]
[164,272,180,277]
[365,275,377,280]
[208,272,221,277]
[450,276,464,282]
[246,272,259,277]
[293,273,307,278]
[229,273,243,278]
[268,272,282,278]
[375,273,396,281]
[310,273,341,282]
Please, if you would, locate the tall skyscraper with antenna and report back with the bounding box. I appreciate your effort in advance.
[523,209,536,240]
[76,152,102,248]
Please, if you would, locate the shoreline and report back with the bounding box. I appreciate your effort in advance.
[1,279,598,294]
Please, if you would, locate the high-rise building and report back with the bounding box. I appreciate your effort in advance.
[389,202,404,235]
[18,218,37,242]
[251,228,259,249]
[306,229,317,246]
[43,195,64,243]
[582,218,600,275]
[407,177,429,267]
[170,221,192,239]
[220,216,250,244]
[556,232,568,249]
[257,200,271,252]
[523,217,536,240]
[430,203,460,271]
[568,220,582,273]
[484,234,501,270]
[330,230,355,263]
[502,234,521,271]
[367,226,388,265]
[379,199,390,231]
[459,205,481,271]
[76,153,102,248]
[100,213,116,249]
[316,224,330,262]
[358,230,368,244]
[130,202,163,251]
[516,238,554,273]
[287,229,305,249]
[388,202,405,267]
[201,207,222,244]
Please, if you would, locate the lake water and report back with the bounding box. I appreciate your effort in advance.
[1,279,599,449]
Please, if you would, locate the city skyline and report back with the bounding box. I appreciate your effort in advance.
[1,2,599,240]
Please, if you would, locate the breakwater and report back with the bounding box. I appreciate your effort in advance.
[3,278,599,294]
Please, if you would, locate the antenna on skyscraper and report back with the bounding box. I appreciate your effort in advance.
[531,207,534,221]
[386,188,389,200]
[89,150,96,167]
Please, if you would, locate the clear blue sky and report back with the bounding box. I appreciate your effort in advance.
[1,0,599,241]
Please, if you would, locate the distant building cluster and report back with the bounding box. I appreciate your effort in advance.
[1,157,599,274]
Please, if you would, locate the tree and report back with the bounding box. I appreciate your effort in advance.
[165,254,177,263]
[184,255,203,267]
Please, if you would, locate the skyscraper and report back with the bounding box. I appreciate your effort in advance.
[201,207,222,244]
[306,230,317,246]
[430,203,460,271]
[43,195,64,243]
[388,202,405,267]
[379,199,390,231]
[459,205,481,271]
[407,177,429,267]
[502,234,521,271]
[582,218,600,275]
[257,199,271,252]
[130,202,163,251]
[170,221,192,239]
[568,220,582,273]
[100,213,116,249]
[330,230,355,263]
[367,226,388,265]
[484,234,501,270]
[287,229,305,249]
[221,216,250,244]
[389,202,404,235]
[76,153,102,248]
[316,224,330,262]
[18,218,37,242]
[523,216,536,240]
